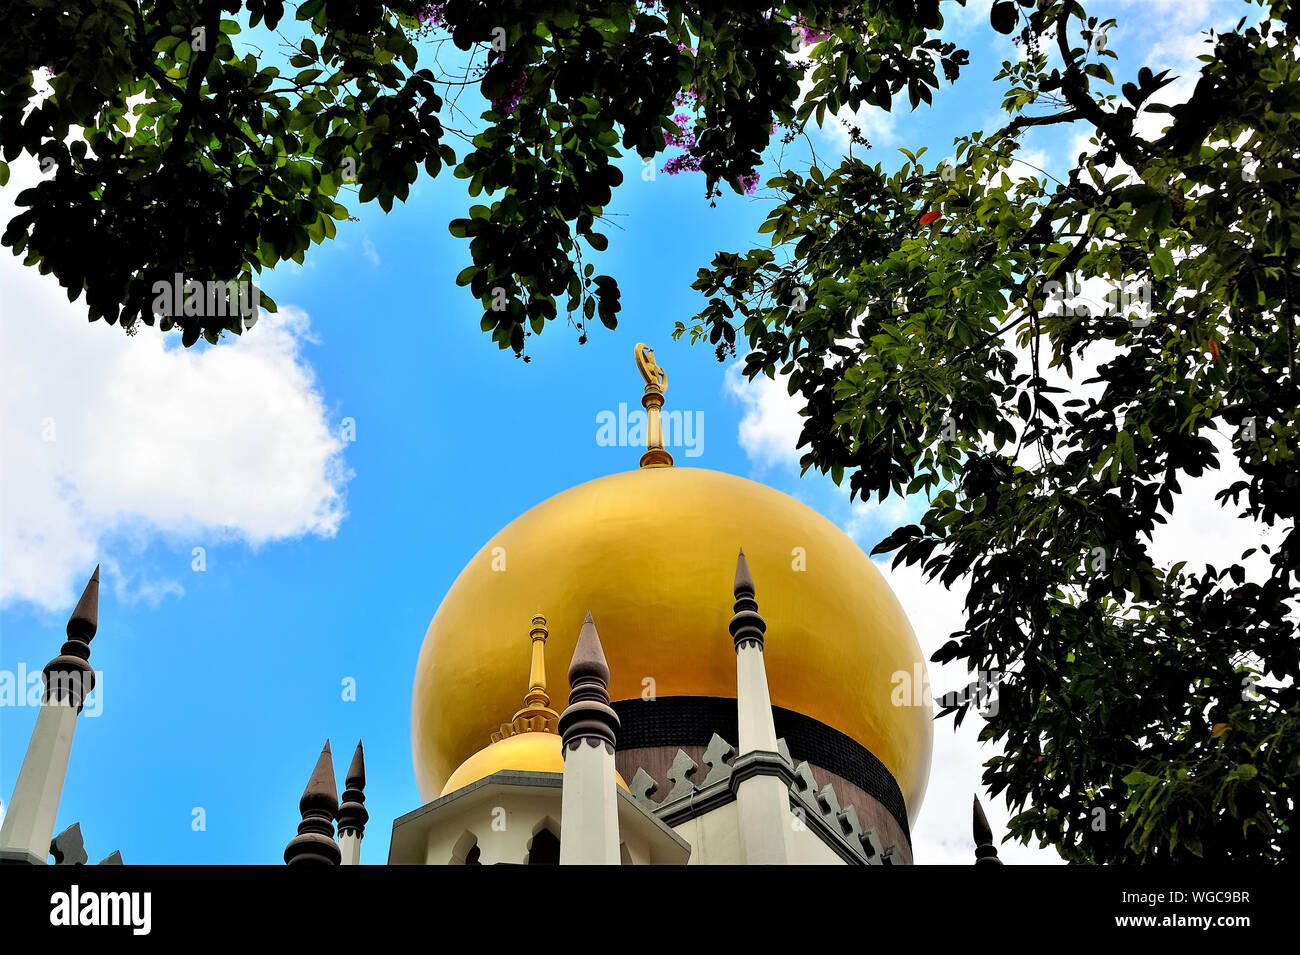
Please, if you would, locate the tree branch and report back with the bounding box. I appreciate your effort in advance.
[163,0,224,162]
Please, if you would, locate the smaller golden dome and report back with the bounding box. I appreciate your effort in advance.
[440,612,629,797]
[441,732,628,795]
[442,732,560,794]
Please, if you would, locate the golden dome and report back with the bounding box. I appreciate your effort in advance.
[412,465,933,822]
[441,732,629,795]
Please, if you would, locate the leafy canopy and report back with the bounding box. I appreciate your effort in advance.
[682,0,1299,862]
[0,0,962,346]
[4,0,1298,862]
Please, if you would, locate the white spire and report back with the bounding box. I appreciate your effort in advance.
[729,550,793,864]
[0,566,100,865]
[558,613,621,864]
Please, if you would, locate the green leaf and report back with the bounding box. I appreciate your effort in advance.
[1150,246,1175,280]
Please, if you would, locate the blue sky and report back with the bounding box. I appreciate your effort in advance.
[0,1,1246,864]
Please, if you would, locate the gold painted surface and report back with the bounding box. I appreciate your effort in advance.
[634,342,667,391]
[413,467,933,822]
[506,613,559,731]
[635,343,673,468]
[440,732,628,796]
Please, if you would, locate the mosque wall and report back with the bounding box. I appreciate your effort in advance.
[420,788,563,865]
[672,801,744,865]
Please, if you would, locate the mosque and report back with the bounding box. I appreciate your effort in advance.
[2,345,1003,866]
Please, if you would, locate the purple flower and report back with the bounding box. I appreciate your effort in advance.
[665,113,696,150]
[419,2,448,28]
[491,69,527,115]
[663,153,703,176]
[789,12,837,44]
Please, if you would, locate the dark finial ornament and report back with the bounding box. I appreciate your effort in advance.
[973,795,1003,865]
[49,822,121,865]
[50,823,88,866]
[730,549,767,651]
[68,564,100,639]
[44,565,100,709]
[558,612,620,753]
[336,740,369,839]
[284,740,341,866]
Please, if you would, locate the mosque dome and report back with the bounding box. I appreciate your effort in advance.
[413,464,933,824]
[441,731,565,796]
[441,731,630,796]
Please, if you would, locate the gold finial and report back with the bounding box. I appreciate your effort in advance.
[522,613,551,711]
[635,343,674,468]
[493,613,560,742]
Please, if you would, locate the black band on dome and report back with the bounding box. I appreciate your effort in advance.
[612,695,911,841]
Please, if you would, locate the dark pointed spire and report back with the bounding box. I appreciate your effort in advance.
[284,740,341,865]
[729,549,767,651]
[67,564,100,641]
[734,548,755,597]
[569,611,609,686]
[973,795,1003,865]
[558,612,620,752]
[336,741,369,839]
[44,565,100,708]
[300,740,339,815]
[345,740,365,792]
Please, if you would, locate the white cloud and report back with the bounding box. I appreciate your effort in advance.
[874,554,1065,864]
[1133,74,1198,143]
[1007,148,1051,185]
[1148,27,1219,67]
[828,104,900,153]
[784,41,899,158]
[843,494,913,542]
[724,362,805,471]
[938,0,987,40]
[1125,0,1214,34]
[0,161,350,612]
[1146,429,1277,574]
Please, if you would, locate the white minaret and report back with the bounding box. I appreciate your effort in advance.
[729,550,793,865]
[0,566,100,866]
[558,612,621,865]
[336,741,368,865]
